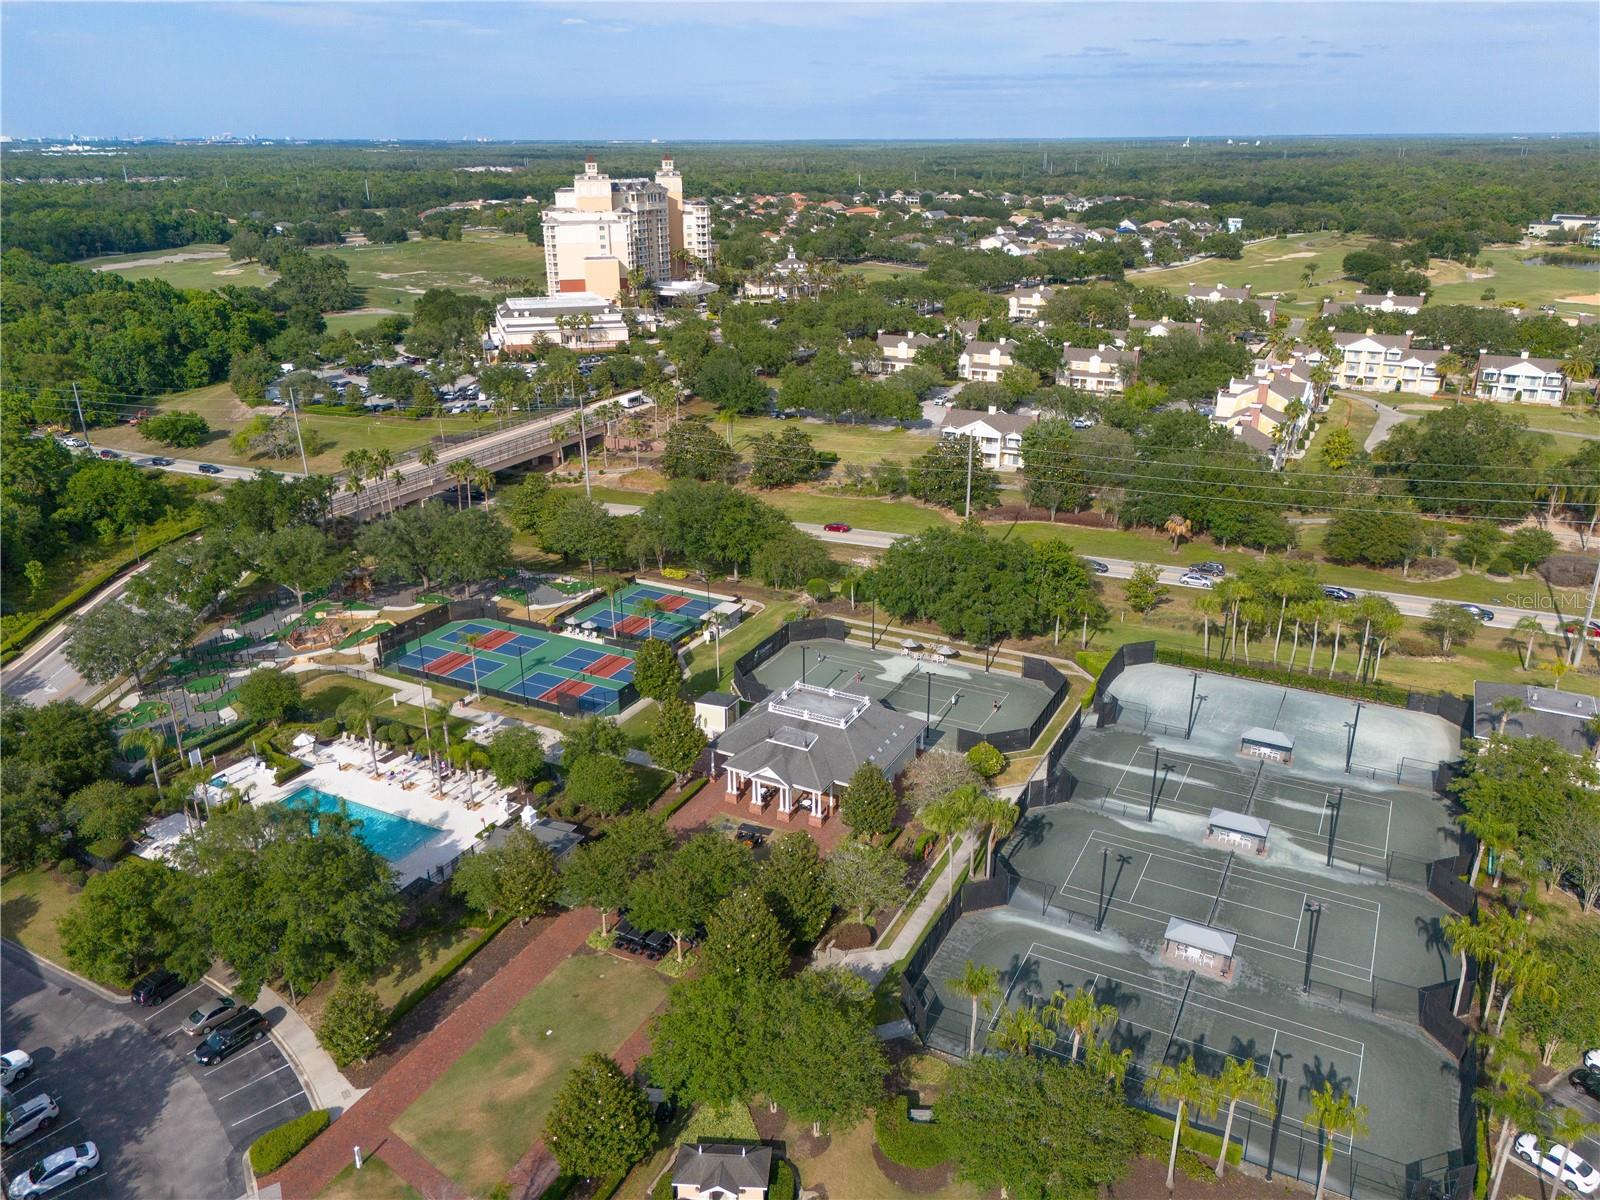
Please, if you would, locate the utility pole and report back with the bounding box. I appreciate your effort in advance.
[574,384,592,500]
[71,383,94,454]
[1570,555,1600,669]
[286,388,310,476]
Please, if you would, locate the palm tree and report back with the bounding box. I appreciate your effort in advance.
[1490,694,1529,734]
[973,794,1019,879]
[1541,658,1573,690]
[1308,1082,1369,1200]
[370,448,397,513]
[990,1003,1055,1059]
[1147,1055,1219,1193]
[1478,1052,1542,1200]
[947,960,1000,1057]
[919,789,973,903]
[461,632,486,697]
[473,468,494,509]
[1044,988,1116,1063]
[1164,513,1192,550]
[1085,1040,1133,1094]
[337,692,384,772]
[1435,351,1465,397]
[119,726,168,798]
[1194,592,1221,658]
[1494,946,1555,1034]
[1212,1058,1276,1179]
[1511,615,1543,670]
[418,444,438,470]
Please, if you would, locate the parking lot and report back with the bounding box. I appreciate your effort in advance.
[1,942,311,1200]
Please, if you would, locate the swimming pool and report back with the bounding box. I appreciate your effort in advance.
[278,785,444,862]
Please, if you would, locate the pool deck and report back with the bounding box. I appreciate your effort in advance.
[175,740,514,885]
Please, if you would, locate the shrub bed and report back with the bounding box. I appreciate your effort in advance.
[1139,1111,1241,1169]
[874,1095,951,1169]
[1154,647,1409,706]
[249,1108,330,1175]
[655,776,708,820]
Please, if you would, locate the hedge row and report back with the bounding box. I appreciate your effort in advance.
[0,517,203,661]
[249,1108,330,1175]
[386,915,511,1029]
[770,1160,797,1200]
[1154,647,1410,707]
[874,1094,951,1169]
[1140,1110,1242,1169]
[544,1173,622,1200]
[655,776,708,820]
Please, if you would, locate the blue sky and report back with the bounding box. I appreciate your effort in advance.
[3,2,1596,140]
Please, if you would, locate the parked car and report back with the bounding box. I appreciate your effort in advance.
[1070,416,1097,429]
[197,463,224,475]
[1587,1048,1600,1070]
[148,456,175,467]
[182,996,237,1038]
[0,1051,32,1087]
[2,1095,59,1147]
[131,969,184,1006]
[1514,1134,1599,1196]
[1085,559,1110,575]
[57,437,86,450]
[1459,603,1496,623]
[1322,586,1357,601]
[192,1009,269,1066]
[1189,561,1227,578]
[1177,571,1215,589]
[95,449,119,460]
[6,1143,98,1198]
[822,522,851,533]
[1569,1067,1600,1102]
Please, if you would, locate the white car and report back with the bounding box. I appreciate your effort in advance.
[1515,1134,1599,1196]
[1177,571,1215,589]
[6,1143,99,1198]
[1585,1048,1600,1070]
[0,1051,31,1087]
[2,1095,59,1147]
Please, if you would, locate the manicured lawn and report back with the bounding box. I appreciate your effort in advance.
[315,1157,423,1200]
[692,407,928,466]
[683,599,802,695]
[0,867,81,967]
[1132,231,1380,314]
[1297,394,1380,473]
[86,383,492,476]
[776,1111,980,1200]
[1425,244,1600,314]
[1082,579,1600,698]
[392,951,669,1197]
[81,231,547,317]
[844,260,928,283]
[763,490,951,534]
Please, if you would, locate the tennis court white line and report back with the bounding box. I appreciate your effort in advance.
[1109,778,1392,855]
[1129,854,1151,905]
[1026,940,1369,1059]
[1054,879,1376,982]
[1082,829,1383,916]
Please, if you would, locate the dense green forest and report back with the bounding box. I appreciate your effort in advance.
[4,137,1596,261]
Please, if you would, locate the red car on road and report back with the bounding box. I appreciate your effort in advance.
[822,522,851,533]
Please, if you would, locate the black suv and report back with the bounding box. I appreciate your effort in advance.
[1571,1067,1600,1102]
[193,1009,269,1065]
[131,969,185,1006]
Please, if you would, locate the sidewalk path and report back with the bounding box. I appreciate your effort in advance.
[254,984,365,1115]
[830,839,976,985]
[264,907,594,1199]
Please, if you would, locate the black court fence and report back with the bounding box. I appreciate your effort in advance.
[730,617,850,704]
[1425,843,1479,916]
[901,866,1479,1199]
[952,655,1068,754]
[377,600,638,719]
[1021,703,1084,810]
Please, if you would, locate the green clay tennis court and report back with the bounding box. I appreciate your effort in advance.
[386,617,637,715]
[748,637,1056,745]
[560,582,719,643]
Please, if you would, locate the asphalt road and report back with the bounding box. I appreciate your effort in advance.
[1528,1059,1600,1189]
[1,943,311,1200]
[599,503,1582,636]
[0,560,155,707]
[82,451,283,483]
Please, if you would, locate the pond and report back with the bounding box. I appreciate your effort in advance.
[1522,255,1600,272]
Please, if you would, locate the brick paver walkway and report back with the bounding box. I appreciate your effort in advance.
[265,907,595,1199]
[667,777,849,853]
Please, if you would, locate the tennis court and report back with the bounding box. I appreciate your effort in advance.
[561,582,718,643]
[748,637,1056,745]
[385,618,636,714]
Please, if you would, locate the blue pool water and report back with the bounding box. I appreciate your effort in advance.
[279,785,444,862]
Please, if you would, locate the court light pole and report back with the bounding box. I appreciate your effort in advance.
[1302,901,1323,993]
[1343,702,1364,774]
[1325,788,1343,867]
[1095,846,1110,931]
[1186,672,1202,740]
[1147,748,1162,821]
[925,672,933,747]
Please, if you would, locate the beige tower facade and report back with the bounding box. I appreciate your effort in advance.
[542,155,713,300]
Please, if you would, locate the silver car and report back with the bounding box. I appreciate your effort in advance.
[2,1095,58,1147]
[6,1142,98,1198]
[182,997,236,1038]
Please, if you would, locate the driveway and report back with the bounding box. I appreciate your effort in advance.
[1,943,311,1200]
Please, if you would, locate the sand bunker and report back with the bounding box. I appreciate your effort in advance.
[1558,293,1600,305]
[93,250,228,272]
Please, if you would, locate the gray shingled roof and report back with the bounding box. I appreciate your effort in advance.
[714,684,926,793]
[671,1143,774,1193]
[1473,682,1598,756]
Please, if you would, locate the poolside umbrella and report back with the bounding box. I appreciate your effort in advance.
[901,638,922,650]
[291,731,317,750]
[937,645,957,657]
[582,620,599,631]
[563,615,579,625]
